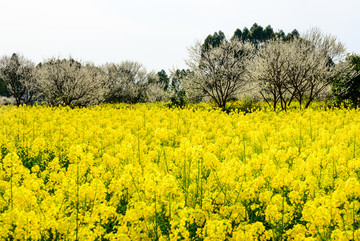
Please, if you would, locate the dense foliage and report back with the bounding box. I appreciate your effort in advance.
[0,78,11,98]
[332,53,360,107]
[202,23,299,50]
[1,103,360,240]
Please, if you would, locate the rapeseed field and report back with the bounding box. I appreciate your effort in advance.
[0,103,359,240]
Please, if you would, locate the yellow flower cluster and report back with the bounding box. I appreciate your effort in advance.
[0,103,360,240]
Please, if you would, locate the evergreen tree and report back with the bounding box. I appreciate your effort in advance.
[242,28,251,41]
[232,28,242,41]
[231,24,299,45]
[202,31,226,50]
[251,24,265,44]
[264,25,274,40]
[157,69,170,91]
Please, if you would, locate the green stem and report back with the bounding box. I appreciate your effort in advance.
[155,194,158,240]
[353,201,355,241]
[138,125,143,175]
[354,135,356,159]
[76,160,79,241]
[10,167,13,210]
[281,189,285,241]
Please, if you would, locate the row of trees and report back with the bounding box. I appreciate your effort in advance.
[203,23,300,50]
[185,26,359,110]
[0,55,170,106]
[0,24,359,110]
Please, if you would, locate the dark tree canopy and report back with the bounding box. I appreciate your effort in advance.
[242,28,251,41]
[264,25,274,40]
[251,25,265,44]
[231,23,300,46]
[0,77,11,97]
[276,30,286,40]
[233,29,243,41]
[157,69,170,91]
[202,31,226,50]
[332,54,360,107]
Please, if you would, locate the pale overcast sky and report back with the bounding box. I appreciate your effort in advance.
[1,0,359,72]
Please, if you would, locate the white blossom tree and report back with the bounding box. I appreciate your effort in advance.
[186,39,256,110]
[0,53,38,106]
[294,28,349,108]
[248,39,289,110]
[249,28,354,110]
[37,57,108,106]
[103,61,166,103]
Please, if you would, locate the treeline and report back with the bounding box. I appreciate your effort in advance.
[204,23,300,49]
[0,56,172,107]
[0,23,359,110]
[187,24,359,110]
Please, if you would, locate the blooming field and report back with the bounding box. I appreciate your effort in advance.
[0,104,360,240]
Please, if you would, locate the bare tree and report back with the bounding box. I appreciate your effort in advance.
[0,53,37,106]
[186,39,256,110]
[37,57,108,106]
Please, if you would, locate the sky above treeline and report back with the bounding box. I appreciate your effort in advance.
[1,0,359,72]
